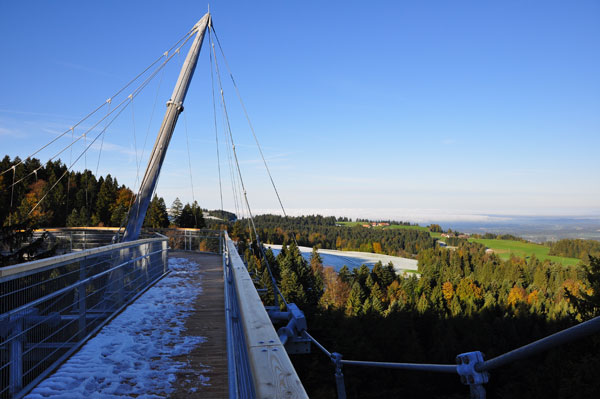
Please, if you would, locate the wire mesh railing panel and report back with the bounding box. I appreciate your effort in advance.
[160,229,223,253]
[0,237,168,398]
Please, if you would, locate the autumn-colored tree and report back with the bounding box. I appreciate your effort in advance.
[442,281,454,304]
[373,241,383,254]
[507,285,527,307]
[566,255,600,320]
[14,180,50,226]
[110,187,134,227]
[320,267,350,309]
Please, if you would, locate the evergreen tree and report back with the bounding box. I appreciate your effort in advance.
[144,194,169,228]
[169,197,183,225]
[338,265,351,283]
[280,267,306,307]
[260,268,275,306]
[177,201,205,228]
[369,282,385,314]
[94,174,117,226]
[346,281,366,316]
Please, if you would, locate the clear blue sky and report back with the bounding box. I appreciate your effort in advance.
[1,1,599,222]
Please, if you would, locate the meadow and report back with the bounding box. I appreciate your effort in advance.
[337,221,581,266]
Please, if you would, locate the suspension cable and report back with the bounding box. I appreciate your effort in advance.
[209,31,287,307]
[6,32,196,193]
[0,29,195,178]
[211,26,291,221]
[183,110,198,226]
[65,126,75,223]
[209,29,224,212]
[94,100,112,177]
[27,89,139,217]
[8,166,16,226]
[130,95,141,187]
[211,26,301,252]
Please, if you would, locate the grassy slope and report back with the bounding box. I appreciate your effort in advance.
[468,238,580,266]
[337,222,580,266]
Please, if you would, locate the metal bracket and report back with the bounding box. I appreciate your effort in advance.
[266,303,311,354]
[456,351,488,399]
[165,99,184,112]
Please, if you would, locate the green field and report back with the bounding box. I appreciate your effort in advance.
[336,222,580,266]
[468,238,580,266]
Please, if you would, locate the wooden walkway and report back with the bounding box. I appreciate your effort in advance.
[170,251,228,399]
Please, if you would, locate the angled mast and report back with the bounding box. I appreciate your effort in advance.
[123,12,211,241]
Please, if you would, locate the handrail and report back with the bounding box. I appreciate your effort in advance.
[477,314,600,372]
[223,232,308,399]
[0,236,165,280]
[341,359,457,373]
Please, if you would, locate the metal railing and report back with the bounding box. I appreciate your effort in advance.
[0,236,169,399]
[158,228,223,253]
[303,315,600,399]
[33,230,123,254]
[223,234,255,398]
[222,232,308,399]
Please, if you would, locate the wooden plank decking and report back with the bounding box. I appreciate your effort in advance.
[170,251,228,399]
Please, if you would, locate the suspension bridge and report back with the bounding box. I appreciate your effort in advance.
[1,11,600,399]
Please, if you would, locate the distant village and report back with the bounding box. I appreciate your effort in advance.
[361,222,390,228]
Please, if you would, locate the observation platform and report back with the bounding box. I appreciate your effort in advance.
[18,250,227,399]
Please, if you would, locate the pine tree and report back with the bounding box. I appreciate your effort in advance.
[346,281,366,316]
[94,175,117,226]
[309,247,325,306]
[260,268,275,306]
[281,267,306,307]
[338,265,351,283]
[369,282,385,314]
[416,293,429,313]
[177,201,205,228]
[169,197,183,225]
[144,194,169,228]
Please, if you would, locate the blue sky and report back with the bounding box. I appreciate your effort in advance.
[1,1,599,222]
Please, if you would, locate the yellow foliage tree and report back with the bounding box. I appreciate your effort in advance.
[507,286,527,307]
[442,281,454,303]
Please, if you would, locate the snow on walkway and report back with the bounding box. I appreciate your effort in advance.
[26,257,206,399]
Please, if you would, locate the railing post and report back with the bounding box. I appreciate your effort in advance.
[332,352,347,399]
[162,239,168,274]
[78,259,87,340]
[219,231,223,254]
[9,318,23,396]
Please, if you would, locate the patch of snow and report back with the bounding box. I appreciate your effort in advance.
[265,244,418,274]
[26,257,207,399]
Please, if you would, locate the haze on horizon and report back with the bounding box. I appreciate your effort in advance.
[1,1,598,222]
